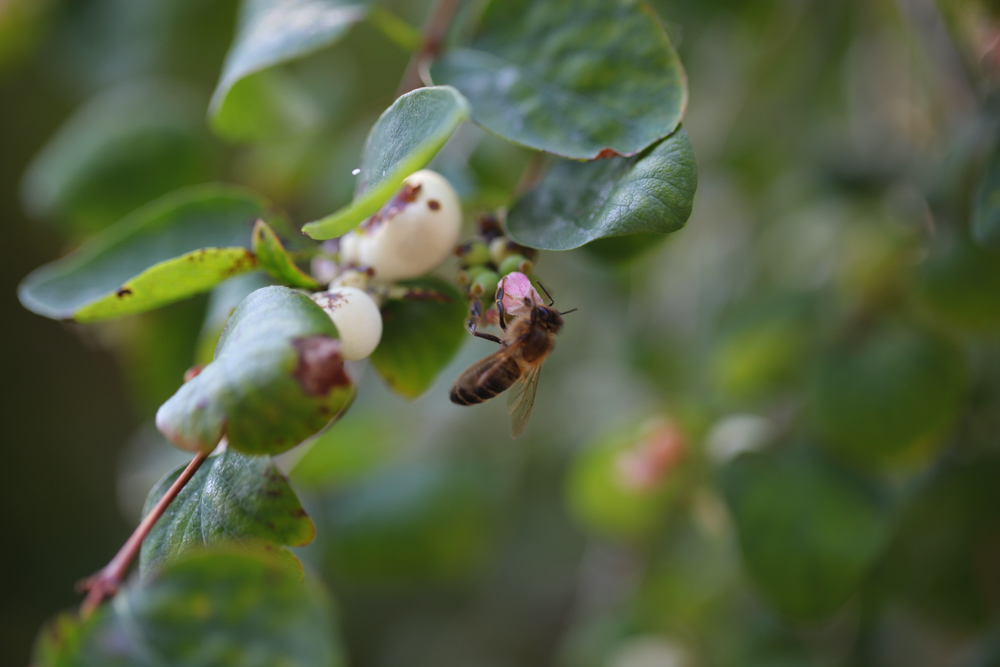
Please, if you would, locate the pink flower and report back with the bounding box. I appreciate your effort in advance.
[498,272,542,316]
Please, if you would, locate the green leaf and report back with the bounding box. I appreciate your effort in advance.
[430,0,687,159]
[212,68,324,143]
[916,233,1000,333]
[21,81,219,234]
[19,185,266,322]
[722,452,887,620]
[321,461,498,584]
[872,456,1000,629]
[974,135,1000,248]
[252,219,320,289]
[210,0,370,142]
[808,324,966,470]
[34,550,345,667]
[301,86,470,239]
[156,286,356,455]
[506,128,697,250]
[370,277,468,398]
[139,450,315,577]
[196,273,275,366]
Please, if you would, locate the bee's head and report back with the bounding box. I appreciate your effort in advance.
[532,303,564,333]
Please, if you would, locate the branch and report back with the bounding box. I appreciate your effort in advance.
[78,448,211,618]
[396,0,464,97]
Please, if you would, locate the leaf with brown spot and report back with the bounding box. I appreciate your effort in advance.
[157,286,355,455]
[140,449,315,577]
[19,185,270,322]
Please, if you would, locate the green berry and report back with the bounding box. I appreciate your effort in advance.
[470,270,500,299]
[499,254,533,277]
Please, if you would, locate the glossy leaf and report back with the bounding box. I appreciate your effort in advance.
[506,128,697,250]
[974,136,1000,248]
[21,81,218,234]
[156,286,355,455]
[252,219,320,289]
[302,86,470,239]
[195,273,275,366]
[723,452,887,620]
[431,0,687,159]
[139,450,315,577]
[370,277,468,398]
[19,186,265,322]
[34,551,344,667]
[808,324,966,469]
[210,0,370,142]
[321,462,498,584]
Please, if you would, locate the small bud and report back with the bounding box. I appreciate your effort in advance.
[456,239,491,267]
[498,253,533,277]
[311,287,383,361]
[498,272,543,316]
[470,270,500,299]
[488,236,511,266]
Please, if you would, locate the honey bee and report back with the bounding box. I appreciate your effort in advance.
[450,281,572,438]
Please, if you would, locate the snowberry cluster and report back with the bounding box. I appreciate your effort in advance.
[311,169,463,360]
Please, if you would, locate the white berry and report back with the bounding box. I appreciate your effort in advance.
[341,169,461,283]
[310,287,383,361]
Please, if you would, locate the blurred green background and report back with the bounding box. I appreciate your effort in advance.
[3,0,1000,665]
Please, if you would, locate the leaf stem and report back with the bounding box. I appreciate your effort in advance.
[78,449,211,619]
[369,6,423,53]
[396,0,464,96]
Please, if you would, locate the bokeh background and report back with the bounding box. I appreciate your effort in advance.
[2,0,1000,665]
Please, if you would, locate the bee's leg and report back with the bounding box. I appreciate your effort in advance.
[535,280,555,307]
[495,286,508,332]
[467,298,503,344]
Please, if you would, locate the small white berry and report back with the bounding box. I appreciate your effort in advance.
[310,287,383,361]
[343,169,461,283]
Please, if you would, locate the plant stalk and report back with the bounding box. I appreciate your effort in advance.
[78,449,211,619]
[396,0,464,96]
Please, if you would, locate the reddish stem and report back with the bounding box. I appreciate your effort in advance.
[396,0,465,96]
[78,450,210,618]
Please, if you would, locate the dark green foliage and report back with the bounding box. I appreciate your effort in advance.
[8,0,1000,665]
[507,128,697,249]
[34,551,345,667]
[808,324,966,469]
[140,450,315,576]
[370,277,468,398]
[432,0,686,159]
[156,286,355,454]
[723,452,887,619]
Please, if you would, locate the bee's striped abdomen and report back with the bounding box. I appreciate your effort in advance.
[450,355,522,405]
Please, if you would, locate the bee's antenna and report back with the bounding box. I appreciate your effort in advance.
[535,280,555,306]
[559,308,578,316]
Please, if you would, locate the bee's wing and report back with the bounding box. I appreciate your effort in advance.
[506,364,541,438]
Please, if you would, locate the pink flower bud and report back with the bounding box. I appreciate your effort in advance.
[498,271,542,316]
